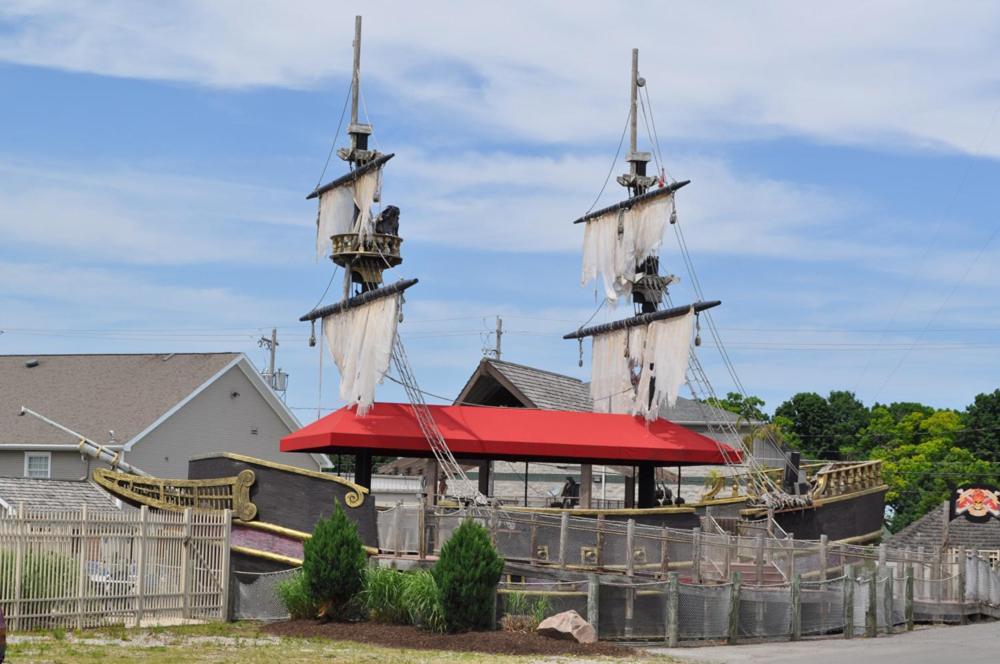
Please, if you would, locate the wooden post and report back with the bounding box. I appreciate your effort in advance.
[529,513,538,566]
[693,527,703,584]
[596,514,605,569]
[559,512,568,569]
[786,533,796,581]
[728,571,741,645]
[790,574,802,641]
[580,464,593,509]
[865,571,877,638]
[136,505,149,626]
[957,546,967,624]
[877,543,887,580]
[12,503,24,632]
[626,518,635,577]
[417,493,427,559]
[625,582,635,639]
[666,572,679,647]
[905,566,914,631]
[916,545,926,600]
[724,534,733,578]
[392,502,402,557]
[76,504,88,630]
[220,509,232,621]
[819,534,829,582]
[883,573,893,635]
[844,563,854,639]
[754,534,764,585]
[180,507,192,620]
[587,573,600,636]
[659,526,670,578]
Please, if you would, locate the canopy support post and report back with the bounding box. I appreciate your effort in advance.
[580,464,593,509]
[477,460,491,498]
[638,463,656,509]
[354,450,372,491]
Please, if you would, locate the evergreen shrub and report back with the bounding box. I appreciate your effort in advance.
[276,570,318,619]
[431,519,504,632]
[301,499,367,620]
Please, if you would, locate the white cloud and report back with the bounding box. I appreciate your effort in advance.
[2,2,999,157]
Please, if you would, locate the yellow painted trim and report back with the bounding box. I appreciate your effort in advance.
[504,505,696,517]
[811,484,888,506]
[498,589,587,597]
[232,520,378,555]
[213,452,368,506]
[689,495,748,507]
[230,545,303,566]
[834,529,884,545]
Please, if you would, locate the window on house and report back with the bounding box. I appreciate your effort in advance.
[24,452,50,479]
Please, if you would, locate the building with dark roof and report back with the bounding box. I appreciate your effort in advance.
[0,353,329,481]
[0,477,121,513]
[889,501,1000,554]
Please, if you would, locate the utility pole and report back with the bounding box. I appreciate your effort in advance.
[258,328,288,396]
[495,316,503,360]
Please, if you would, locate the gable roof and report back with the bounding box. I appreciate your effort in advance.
[888,501,1000,551]
[0,353,241,447]
[456,358,740,425]
[0,477,121,512]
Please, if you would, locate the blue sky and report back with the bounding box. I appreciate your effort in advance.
[2,2,1000,422]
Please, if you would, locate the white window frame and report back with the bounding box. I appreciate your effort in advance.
[23,451,51,479]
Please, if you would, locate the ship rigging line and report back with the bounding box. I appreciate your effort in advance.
[315,80,354,188]
[584,108,632,216]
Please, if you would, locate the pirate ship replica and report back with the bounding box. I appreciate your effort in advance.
[29,18,886,572]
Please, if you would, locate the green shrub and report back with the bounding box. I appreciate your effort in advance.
[302,499,367,621]
[0,549,78,599]
[431,519,504,632]
[276,570,318,620]
[400,570,446,633]
[362,567,408,623]
[500,591,552,631]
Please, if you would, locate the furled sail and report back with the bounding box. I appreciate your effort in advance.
[322,292,400,415]
[580,193,674,304]
[589,309,694,419]
[316,168,383,258]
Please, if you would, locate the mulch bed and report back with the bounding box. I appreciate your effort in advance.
[263,620,641,657]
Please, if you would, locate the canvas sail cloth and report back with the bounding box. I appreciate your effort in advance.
[322,293,400,416]
[590,310,695,420]
[315,169,382,258]
[580,193,674,305]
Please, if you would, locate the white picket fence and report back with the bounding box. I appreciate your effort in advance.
[0,505,231,631]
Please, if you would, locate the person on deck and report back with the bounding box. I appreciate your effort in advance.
[560,476,580,508]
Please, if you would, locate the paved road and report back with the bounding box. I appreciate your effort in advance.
[650,621,1000,664]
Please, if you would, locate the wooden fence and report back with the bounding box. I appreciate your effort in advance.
[0,505,231,631]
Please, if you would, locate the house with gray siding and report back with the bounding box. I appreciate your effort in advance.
[0,353,329,481]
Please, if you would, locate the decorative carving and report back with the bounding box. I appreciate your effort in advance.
[93,468,258,519]
[344,489,366,508]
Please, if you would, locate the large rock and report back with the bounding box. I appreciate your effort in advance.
[537,610,597,644]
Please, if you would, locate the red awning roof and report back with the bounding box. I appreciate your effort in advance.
[281,403,740,466]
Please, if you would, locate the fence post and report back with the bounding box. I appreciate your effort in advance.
[666,572,679,647]
[136,505,148,627]
[417,494,427,560]
[844,563,854,639]
[659,526,670,578]
[916,545,926,599]
[790,573,801,641]
[957,546,967,624]
[587,573,600,637]
[692,527,702,584]
[12,503,24,632]
[877,544,886,580]
[786,533,796,581]
[724,534,733,578]
[180,507,192,620]
[220,509,232,621]
[819,534,828,582]
[905,566,914,631]
[883,573,893,635]
[559,512,568,569]
[625,519,635,577]
[595,515,605,568]
[76,504,88,630]
[528,513,538,566]
[728,570,741,645]
[391,502,402,557]
[865,571,877,638]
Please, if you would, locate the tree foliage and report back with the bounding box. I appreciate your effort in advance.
[957,389,1000,463]
[431,519,504,632]
[302,499,368,621]
[710,392,768,422]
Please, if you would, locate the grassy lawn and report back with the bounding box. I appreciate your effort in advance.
[7,622,680,663]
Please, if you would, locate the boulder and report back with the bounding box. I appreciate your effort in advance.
[536,610,597,644]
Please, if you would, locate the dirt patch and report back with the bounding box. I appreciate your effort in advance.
[264,620,643,657]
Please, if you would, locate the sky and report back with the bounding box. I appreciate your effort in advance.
[2,2,1000,423]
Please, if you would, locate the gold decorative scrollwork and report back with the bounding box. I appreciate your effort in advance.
[234,469,257,521]
[344,489,365,508]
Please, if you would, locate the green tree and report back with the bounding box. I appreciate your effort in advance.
[828,390,872,459]
[870,409,992,531]
[431,519,504,632]
[710,392,768,422]
[302,499,368,621]
[957,389,1000,463]
[774,392,836,459]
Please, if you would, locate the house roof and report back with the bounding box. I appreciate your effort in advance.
[0,477,121,512]
[457,358,740,425]
[282,403,741,466]
[0,353,240,447]
[888,502,1000,551]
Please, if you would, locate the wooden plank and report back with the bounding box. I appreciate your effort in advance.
[625,519,635,577]
[559,512,568,569]
[905,566,914,631]
[587,573,600,637]
[866,571,877,638]
[790,574,801,641]
[844,563,854,639]
[728,571,741,644]
[666,572,679,647]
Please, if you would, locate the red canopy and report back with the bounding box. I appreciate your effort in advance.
[281,403,740,466]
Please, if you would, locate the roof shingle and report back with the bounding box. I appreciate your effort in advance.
[0,477,121,512]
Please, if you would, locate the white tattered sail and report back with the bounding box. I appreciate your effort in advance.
[315,169,383,258]
[580,193,674,304]
[322,293,400,415]
[589,309,695,420]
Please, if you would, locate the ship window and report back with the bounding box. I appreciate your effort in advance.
[24,452,51,479]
